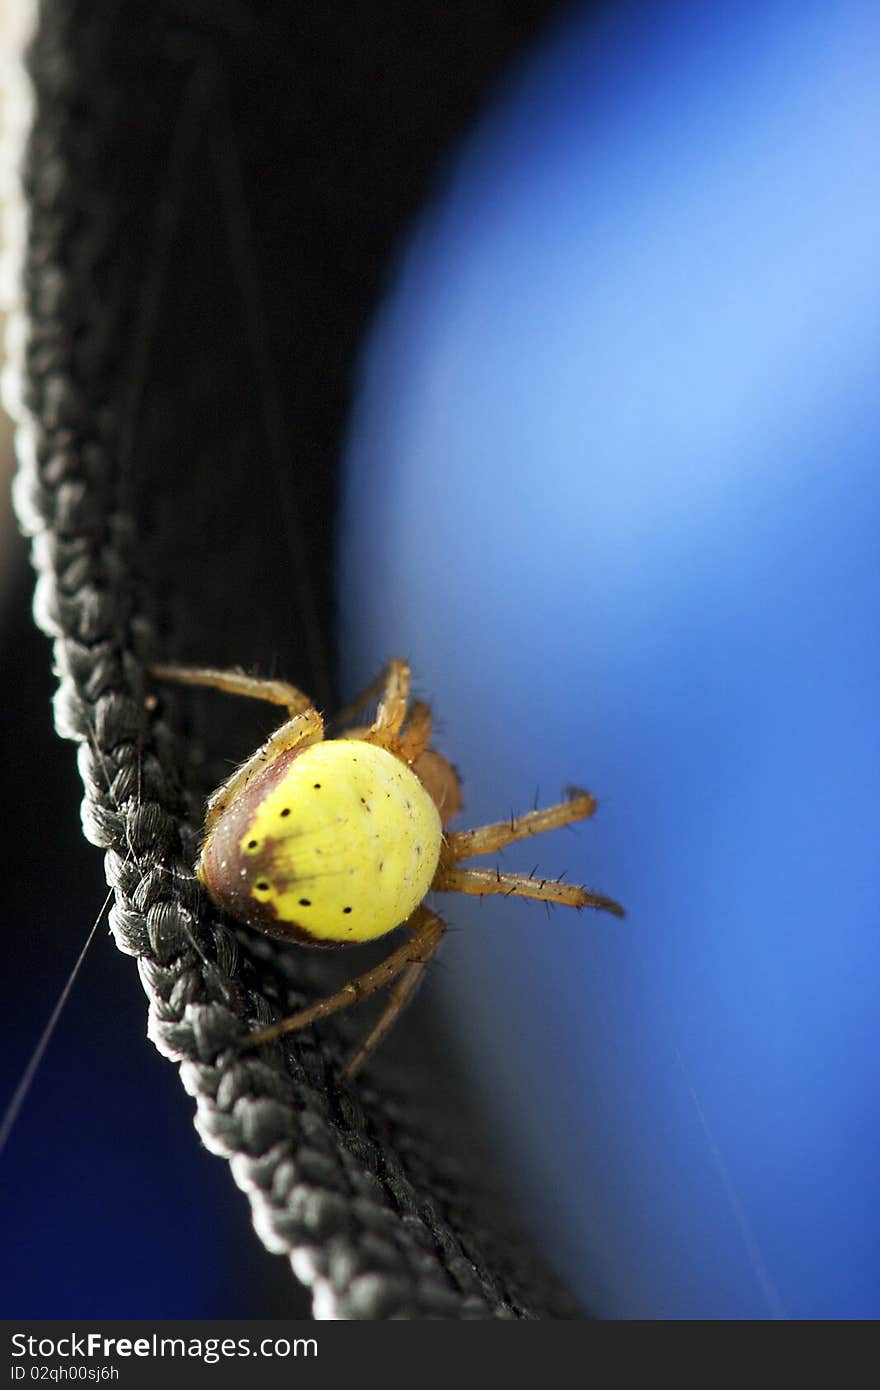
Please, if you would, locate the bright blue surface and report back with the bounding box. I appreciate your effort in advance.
[339,0,880,1317]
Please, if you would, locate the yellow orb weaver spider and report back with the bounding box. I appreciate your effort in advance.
[152,659,624,1078]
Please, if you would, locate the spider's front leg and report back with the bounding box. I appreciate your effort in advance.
[151,664,325,836]
[151,663,316,718]
[201,708,324,837]
[434,789,625,917]
[333,658,411,737]
[246,906,446,1078]
[335,659,437,771]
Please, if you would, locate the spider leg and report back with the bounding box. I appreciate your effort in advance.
[446,788,597,860]
[151,664,315,718]
[245,905,446,1048]
[361,658,412,746]
[396,700,433,763]
[338,698,431,760]
[332,658,411,731]
[342,943,442,1080]
[434,864,624,916]
[202,708,324,835]
[412,746,462,825]
[337,700,461,824]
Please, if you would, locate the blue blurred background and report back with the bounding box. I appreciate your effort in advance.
[339,0,880,1318]
[3,0,878,1319]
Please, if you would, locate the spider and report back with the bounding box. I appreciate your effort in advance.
[152,658,623,1078]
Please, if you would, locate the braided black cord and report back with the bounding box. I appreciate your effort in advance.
[7,0,582,1319]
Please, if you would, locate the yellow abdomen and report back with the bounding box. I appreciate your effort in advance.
[198,739,443,944]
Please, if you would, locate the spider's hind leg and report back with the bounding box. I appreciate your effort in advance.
[445,788,599,860]
[246,906,447,1075]
[342,951,438,1080]
[434,789,624,917]
[436,864,624,915]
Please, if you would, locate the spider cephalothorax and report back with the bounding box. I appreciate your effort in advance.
[153,659,623,1076]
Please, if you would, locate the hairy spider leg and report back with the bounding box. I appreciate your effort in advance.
[395,700,433,764]
[247,906,446,1073]
[151,663,315,718]
[444,788,596,859]
[341,957,435,1080]
[436,865,624,915]
[332,657,411,731]
[201,708,324,836]
[151,664,326,834]
[152,659,415,739]
[365,658,411,744]
[435,789,625,917]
